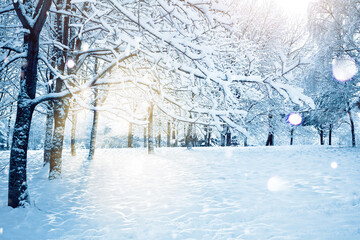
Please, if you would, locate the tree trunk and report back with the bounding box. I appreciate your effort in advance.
[266,114,274,146]
[266,133,274,146]
[220,128,226,147]
[49,0,71,178]
[50,98,70,179]
[8,0,51,207]
[206,126,211,147]
[204,126,208,147]
[128,122,133,148]
[172,124,177,147]
[8,33,37,207]
[8,103,34,207]
[143,127,147,148]
[244,136,248,147]
[6,104,13,150]
[226,127,231,146]
[157,121,161,148]
[186,123,193,149]
[70,109,77,156]
[88,109,99,160]
[43,104,53,165]
[88,89,99,161]
[348,110,356,147]
[167,121,171,147]
[328,124,332,146]
[320,129,324,145]
[290,128,294,145]
[148,103,154,154]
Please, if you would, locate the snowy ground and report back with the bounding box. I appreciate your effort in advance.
[1,146,360,240]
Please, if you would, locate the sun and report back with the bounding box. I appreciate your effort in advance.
[273,0,315,16]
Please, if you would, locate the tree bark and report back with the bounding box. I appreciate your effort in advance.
[226,126,231,146]
[320,129,324,145]
[8,32,36,207]
[43,104,53,165]
[128,122,133,148]
[157,120,161,148]
[290,128,294,145]
[167,121,171,147]
[220,125,226,147]
[348,110,356,147]
[49,0,71,178]
[70,109,77,156]
[8,103,34,207]
[8,0,52,207]
[186,123,193,149]
[244,136,248,147]
[172,123,177,147]
[88,89,99,161]
[6,104,13,150]
[143,127,147,148]
[206,126,211,147]
[266,133,274,146]
[266,114,274,146]
[50,98,70,179]
[148,103,154,154]
[328,124,332,146]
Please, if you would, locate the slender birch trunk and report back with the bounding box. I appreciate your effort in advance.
[148,103,154,154]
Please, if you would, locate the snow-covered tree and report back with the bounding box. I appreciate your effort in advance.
[307,0,360,146]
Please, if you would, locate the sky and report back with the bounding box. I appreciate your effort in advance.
[273,0,315,16]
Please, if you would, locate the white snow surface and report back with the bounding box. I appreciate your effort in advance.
[1,146,360,239]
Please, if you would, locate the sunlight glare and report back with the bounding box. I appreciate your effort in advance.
[0,227,3,235]
[127,160,144,176]
[273,0,313,16]
[267,176,287,192]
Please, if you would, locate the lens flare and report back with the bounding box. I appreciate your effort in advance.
[331,162,338,169]
[332,57,358,82]
[287,113,302,126]
[66,59,76,69]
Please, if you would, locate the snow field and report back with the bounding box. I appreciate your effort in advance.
[0,146,360,239]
